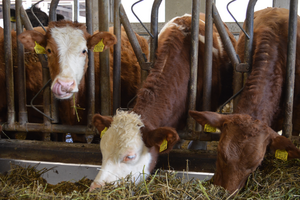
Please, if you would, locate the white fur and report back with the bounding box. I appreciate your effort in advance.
[92,110,152,186]
[198,34,219,55]
[50,26,88,93]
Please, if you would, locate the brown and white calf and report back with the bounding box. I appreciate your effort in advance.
[1,21,148,141]
[90,13,236,191]
[190,7,300,194]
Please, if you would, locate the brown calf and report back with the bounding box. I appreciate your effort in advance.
[190,7,300,194]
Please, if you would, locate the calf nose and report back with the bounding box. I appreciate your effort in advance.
[89,181,104,192]
[57,78,76,92]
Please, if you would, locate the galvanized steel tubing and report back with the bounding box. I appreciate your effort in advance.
[86,0,95,131]
[99,0,111,116]
[283,0,298,138]
[16,0,28,125]
[3,0,15,126]
[113,0,121,113]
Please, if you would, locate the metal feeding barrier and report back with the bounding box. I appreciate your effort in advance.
[0,0,298,148]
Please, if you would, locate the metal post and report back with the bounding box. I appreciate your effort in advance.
[49,0,59,22]
[3,0,15,128]
[150,0,162,66]
[86,0,95,143]
[99,0,111,116]
[113,0,121,113]
[283,0,298,139]
[74,0,79,22]
[187,0,200,131]
[16,0,28,126]
[203,0,213,111]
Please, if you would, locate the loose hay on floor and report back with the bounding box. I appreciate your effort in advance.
[0,154,300,199]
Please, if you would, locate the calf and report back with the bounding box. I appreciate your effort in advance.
[1,21,148,142]
[90,13,236,191]
[190,7,300,194]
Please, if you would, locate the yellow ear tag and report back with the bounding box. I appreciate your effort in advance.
[159,139,168,153]
[93,39,105,52]
[34,41,46,54]
[275,149,288,161]
[10,17,16,22]
[100,127,108,138]
[204,124,216,132]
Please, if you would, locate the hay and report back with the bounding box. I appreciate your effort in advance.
[1,154,300,199]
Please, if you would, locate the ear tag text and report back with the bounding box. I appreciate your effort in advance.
[100,127,108,138]
[275,149,288,161]
[204,124,216,132]
[93,39,105,52]
[34,41,46,54]
[159,139,168,152]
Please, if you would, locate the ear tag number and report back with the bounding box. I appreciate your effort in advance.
[100,127,108,138]
[159,139,168,152]
[93,39,105,52]
[204,124,216,132]
[275,149,288,161]
[34,41,46,54]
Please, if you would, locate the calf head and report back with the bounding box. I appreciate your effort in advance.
[189,110,300,194]
[90,110,179,191]
[18,21,116,99]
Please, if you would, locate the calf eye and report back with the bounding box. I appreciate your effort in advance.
[82,49,87,54]
[123,154,136,162]
[47,49,51,53]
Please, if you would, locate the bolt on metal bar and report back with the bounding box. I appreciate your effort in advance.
[99,0,111,116]
[283,0,298,139]
[113,0,122,114]
[16,0,28,126]
[187,0,200,131]
[3,0,15,127]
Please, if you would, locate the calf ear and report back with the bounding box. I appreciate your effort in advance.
[18,30,46,51]
[87,31,117,50]
[268,133,300,159]
[143,127,180,154]
[189,110,226,128]
[92,114,113,133]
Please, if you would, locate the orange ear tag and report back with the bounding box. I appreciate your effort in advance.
[275,149,288,161]
[159,139,168,152]
[93,39,105,52]
[100,127,108,138]
[34,41,46,54]
[204,124,216,132]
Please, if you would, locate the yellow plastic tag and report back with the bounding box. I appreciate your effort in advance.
[159,139,168,152]
[10,17,16,22]
[34,41,46,54]
[204,124,216,132]
[100,127,108,138]
[93,39,105,52]
[275,149,288,161]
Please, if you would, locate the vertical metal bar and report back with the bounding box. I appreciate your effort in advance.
[49,0,59,22]
[283,0,298,139]
[85,0,95,143]
[74,0,79,22]
[203,0,213,111]
[99,0,111,116]
[16,0,28,125]
[113,0,121,113]
[3,0,15,127]
[187,0,200,131]
[49,0,60,125]
[120,5,147,70]
[150,0,162,66]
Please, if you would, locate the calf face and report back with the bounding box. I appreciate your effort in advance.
[90,110,179,191]
[189,111,300,194]
[18,21,116,99]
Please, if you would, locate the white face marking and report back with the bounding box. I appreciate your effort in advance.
[198,34,219,55]
[92,111,152,186]
[50,26,88,93]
